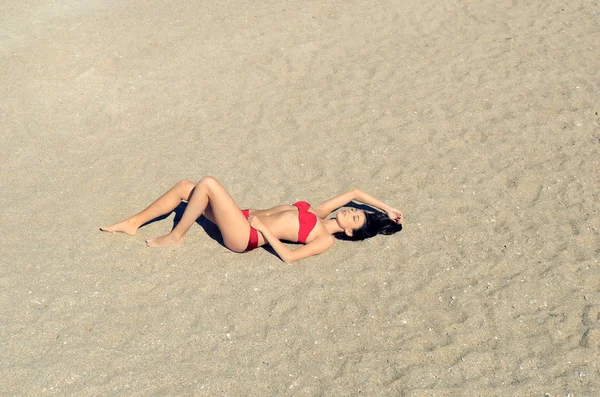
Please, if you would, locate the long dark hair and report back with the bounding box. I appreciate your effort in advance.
[334,210,403,241]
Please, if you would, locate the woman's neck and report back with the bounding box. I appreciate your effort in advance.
[323,218,344,235]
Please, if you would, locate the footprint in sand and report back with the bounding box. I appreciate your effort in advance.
[580,304,600,348]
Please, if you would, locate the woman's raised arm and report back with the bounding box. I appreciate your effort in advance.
[313,189,357,218]
[314,188,402,223]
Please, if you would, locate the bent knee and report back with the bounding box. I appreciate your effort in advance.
[177,179,196,190]
[198,175,220,188]
[176,179,196,198]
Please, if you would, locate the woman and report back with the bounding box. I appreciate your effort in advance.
[101,176,403,263]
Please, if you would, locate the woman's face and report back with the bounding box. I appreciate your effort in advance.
[336,208,366,232]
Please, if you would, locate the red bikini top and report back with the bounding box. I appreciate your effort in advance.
[292,201,317,243]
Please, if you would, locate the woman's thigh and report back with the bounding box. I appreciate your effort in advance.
[200,177,252,252]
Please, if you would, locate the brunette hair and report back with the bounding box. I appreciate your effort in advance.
[334,211,402,241]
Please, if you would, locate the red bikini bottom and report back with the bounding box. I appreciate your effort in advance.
[241,209,258,251]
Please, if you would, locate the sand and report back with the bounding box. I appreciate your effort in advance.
[1,0,599,395]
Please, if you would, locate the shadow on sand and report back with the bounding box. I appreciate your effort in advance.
[140,202,226,249]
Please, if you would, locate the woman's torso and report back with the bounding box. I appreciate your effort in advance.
[250,204,320,245]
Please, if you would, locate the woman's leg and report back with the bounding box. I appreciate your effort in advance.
[146,176,252,252]
[101,179,196,235]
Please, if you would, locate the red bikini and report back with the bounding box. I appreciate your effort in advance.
[241,201,317,252]
[241,209,259,252]
[292,201,318,244]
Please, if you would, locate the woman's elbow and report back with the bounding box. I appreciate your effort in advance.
[280,252,295,264]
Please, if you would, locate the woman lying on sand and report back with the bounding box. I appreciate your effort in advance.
[101,176,403,263]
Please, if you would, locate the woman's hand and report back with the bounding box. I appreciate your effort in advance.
[248,215,265,233]
[386,209,403,224]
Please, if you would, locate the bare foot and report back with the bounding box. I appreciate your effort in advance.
[146,234,184,247]
[100,220,138,236]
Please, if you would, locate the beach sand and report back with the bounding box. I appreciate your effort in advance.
[1,0,599,395]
